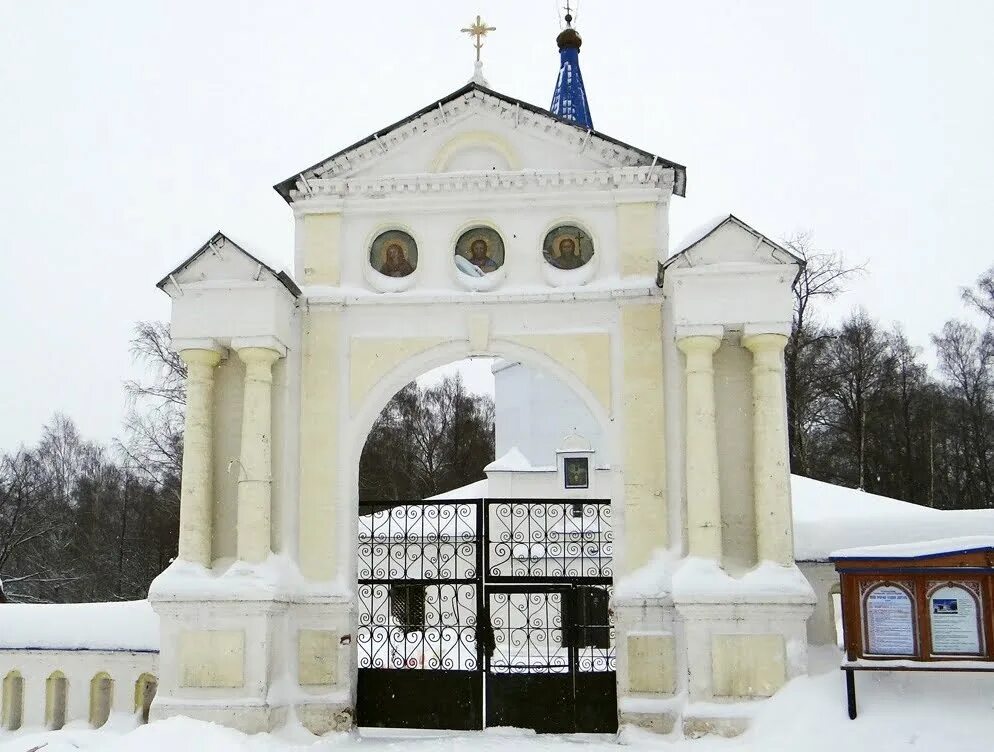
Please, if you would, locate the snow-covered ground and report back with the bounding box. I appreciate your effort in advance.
[2,647,991,752]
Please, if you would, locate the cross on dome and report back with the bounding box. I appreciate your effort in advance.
[550,1,593,129]
[461,14,496,86]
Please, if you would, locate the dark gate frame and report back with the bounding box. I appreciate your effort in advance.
[356,497,615,733]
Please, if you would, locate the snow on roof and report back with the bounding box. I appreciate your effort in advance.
[791,475,994,561]
[671,214,731,256]
[831,536,994,560]
[429,473,994,561]
[484,447,535,472]
[425,478,488,501]
[0,600,158,652]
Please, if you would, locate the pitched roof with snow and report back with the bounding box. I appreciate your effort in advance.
[272,82,686,202]
[155,231,300,298]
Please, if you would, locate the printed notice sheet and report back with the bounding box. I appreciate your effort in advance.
[930,585,981,655]
[866,585,915,655]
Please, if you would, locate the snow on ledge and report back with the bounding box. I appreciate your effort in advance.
[830,536,994,560]
[671,558,816,604]
[614,548,678,600]
[0,600,158,652]
[148,554,351,602]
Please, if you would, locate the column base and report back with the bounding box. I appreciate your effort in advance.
[149,698,287,734]
[672,559,816,703]
[681,715,749,738]
[295,702,354,734]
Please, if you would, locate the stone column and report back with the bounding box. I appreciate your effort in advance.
[236,347,282,563]
[743,333,793,565]
[677,334,723,561]
[178,348,223,566]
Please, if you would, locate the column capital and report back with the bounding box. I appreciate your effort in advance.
[231,335,287,358]
[742,332,788,355]
[676,334,722,357]
[675,324,724,341]
[179,348,223,369]
[236,346,283,366]
[743,321,791,339]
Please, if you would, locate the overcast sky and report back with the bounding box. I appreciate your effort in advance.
[1,1,992,451]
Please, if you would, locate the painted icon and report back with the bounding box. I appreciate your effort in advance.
[455,227,505,276]
[543,225,594,270]
[564,457,590,489]
[370,230,417,278]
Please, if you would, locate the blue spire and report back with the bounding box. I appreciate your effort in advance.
[550,17,593,129]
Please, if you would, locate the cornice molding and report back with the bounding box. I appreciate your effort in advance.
[289,166,674,211]
[301,279,661,307]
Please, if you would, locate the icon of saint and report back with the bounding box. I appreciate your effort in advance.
[554,236,583,269]
[380,242,415,277]
[468,237,499,273]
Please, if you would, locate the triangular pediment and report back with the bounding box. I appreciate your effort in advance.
[661,214,803,274]
[156,232,299,298]
[273,83,686,202]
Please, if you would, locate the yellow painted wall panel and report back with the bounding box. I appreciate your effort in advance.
[302,213,342,286]
[349,337,447,412]
[617,202,657,277]
[711,634,786,698]
[179,630,245,688]
[299,309,340,580]
[628,634,675,694]
[621,304,666,570]
[298,629,339,687]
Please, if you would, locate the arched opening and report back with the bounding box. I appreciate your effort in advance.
[134,673,157,723]
[2,670,23,731]
[354,355,616,733]
[89,672,113,728]
[45,671,68,730]
[829,583,843,648]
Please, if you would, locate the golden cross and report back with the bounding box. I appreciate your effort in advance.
[461,15,496,63]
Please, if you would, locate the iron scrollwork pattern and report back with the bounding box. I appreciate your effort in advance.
[358,502,477,581]
[488,591,569,674]
[358,502,480,671]
[486,500,612,580]
[575,585,616,672]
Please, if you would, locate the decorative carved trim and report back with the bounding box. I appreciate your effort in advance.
[288,166,674,203]
[285,90,673,201]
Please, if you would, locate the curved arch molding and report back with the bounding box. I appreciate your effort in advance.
[431,131,521,173]
[348,333,611,416]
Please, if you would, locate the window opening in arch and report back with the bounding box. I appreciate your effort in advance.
[45,671,68,730]
[135,673,157,724]
[2,671,23,731]
[89,672,113,728]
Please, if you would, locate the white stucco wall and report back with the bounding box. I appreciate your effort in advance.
[493,360,603,468]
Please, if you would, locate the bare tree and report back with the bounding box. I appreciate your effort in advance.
[933,320,994,505]
[962,266,994,323]
[118,321,185,493]
[782,233,864,475]
[823,309,892,490]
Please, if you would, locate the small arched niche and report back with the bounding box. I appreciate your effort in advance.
[432,132,518,172]
[89,672,113,728]
[2,670,23,731]
[135,673,157,724]
[45,671,68,730]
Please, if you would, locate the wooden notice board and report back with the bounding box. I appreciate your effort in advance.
[833,542,994,664]
[831,539,994,719]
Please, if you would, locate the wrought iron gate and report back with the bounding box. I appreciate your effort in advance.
[356,498,615,733]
